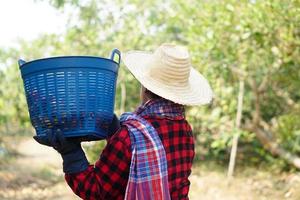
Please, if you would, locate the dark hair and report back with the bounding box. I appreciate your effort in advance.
[145,89,162,100]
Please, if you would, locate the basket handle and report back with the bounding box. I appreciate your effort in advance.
[110,49,121,65]
[18,59,26,67]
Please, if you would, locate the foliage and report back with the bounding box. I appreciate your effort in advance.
[276,113,300,154]
[84,140,107,163]
[0,48,31,134]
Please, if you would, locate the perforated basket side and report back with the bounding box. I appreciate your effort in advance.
[23,67,117,138]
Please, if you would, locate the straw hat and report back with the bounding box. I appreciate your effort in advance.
[122,43,213,106]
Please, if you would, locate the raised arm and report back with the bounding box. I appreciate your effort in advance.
[65,128,131,200]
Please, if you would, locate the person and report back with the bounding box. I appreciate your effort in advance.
[34,43,213,200]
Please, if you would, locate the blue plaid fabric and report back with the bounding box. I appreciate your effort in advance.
[120,98,184,200]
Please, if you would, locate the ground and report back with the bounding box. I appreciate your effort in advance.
[189,165,300,200]
[1,137,300,200]
[0,138,79,200]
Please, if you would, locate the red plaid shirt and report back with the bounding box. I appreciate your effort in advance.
[65,115,195,200]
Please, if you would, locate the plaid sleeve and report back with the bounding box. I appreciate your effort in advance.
[65,127,131,200]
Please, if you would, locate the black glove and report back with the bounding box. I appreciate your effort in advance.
[107,114,120,138]
[34,130,89,174]
[33,114,120,173]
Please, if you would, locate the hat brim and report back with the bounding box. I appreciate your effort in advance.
[122,51,213,106]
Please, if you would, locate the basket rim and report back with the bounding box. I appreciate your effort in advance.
[19,55,119,69]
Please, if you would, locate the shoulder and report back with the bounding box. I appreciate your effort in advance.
[107,126,131,147]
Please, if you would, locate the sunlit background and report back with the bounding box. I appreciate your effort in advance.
[0,0,67,48]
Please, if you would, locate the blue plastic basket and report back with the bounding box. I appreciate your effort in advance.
[18,49,120,141]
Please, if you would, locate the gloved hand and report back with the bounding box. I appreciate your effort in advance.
[33,130,89,174]
[107,114,120,138]
[33,114,120,173]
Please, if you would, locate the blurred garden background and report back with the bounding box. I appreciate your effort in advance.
[0,0,299,199]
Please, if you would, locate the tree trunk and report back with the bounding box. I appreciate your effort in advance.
[120,83,126,114]
[228,80,244,178]
[229,65,300,169]
[246,126,300,169]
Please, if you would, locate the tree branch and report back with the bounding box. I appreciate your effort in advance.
[272,85,299,109]
[258,75,268,93]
